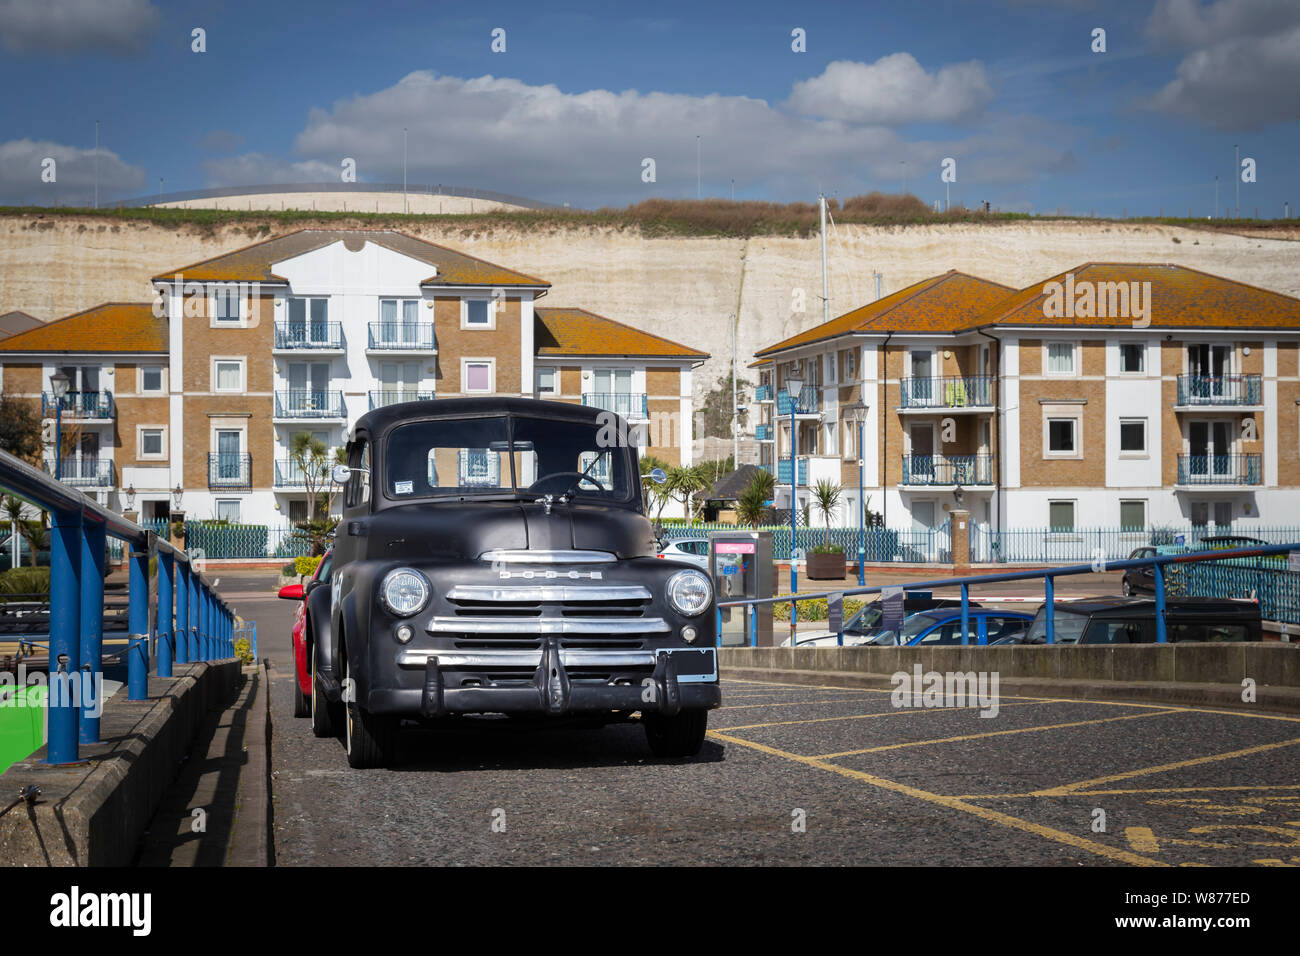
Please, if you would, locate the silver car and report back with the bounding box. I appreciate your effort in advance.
[656,536,711,571]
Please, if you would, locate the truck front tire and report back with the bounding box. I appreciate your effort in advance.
[344,657,398,768]
[643,708,709,758]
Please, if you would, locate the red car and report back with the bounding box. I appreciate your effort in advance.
[278,550,333,718]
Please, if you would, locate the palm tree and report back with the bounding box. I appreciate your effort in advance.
[811,479,842,548]
[736,479,768,528]
[749,467,776,502]
[664,466,707,523]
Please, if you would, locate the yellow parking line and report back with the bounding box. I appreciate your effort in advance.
[813,709,1181,759]
[1031,736,1300,797]
[954,784,1300,800]
[718,699,1058,732]
[707,730,1166,867]
[721,697,885,712]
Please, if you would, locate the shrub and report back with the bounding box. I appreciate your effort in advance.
[771,597,866,622]
[281,562,297,576]
[233,636,255,666]
[0,566,51,600]
[295,555,323,578]
[809,544,845,555]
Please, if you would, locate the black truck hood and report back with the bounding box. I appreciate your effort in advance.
[353,499,658,563]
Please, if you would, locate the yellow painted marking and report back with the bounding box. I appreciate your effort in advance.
[1032,736,1300,797]
[954,784,1300,800]
[813,709,1181,759]
[708,730,1166,867]
[720,697,884,712]
[718,699,1058,732]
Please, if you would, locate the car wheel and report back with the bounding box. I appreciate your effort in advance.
[293,666,310,718]
[1122,578,1134,597]
[343,656,397,769]
[643,708,709,758]
[309,643,336,738]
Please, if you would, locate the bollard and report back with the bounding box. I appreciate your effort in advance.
[158,550,174,677]
[962,582,973,645]
[175,560,190,665]
[47,508,83,764]
[78,521,106,743]
[127,543,149,700]
[1044,575,1056,644]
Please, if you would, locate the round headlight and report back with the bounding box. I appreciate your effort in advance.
[379,568,430,617]
[666,569,712,617]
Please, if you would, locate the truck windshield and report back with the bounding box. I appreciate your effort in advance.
[384,414,634,502]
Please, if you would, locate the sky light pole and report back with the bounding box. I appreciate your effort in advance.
[786,374,803,641]
[848,402,868,587]
[403,128,408,215]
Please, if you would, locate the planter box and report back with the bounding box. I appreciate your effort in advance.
[806,551,846,580]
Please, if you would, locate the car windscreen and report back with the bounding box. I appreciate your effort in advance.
[1026,608,1090,644]
[384,414,633,501]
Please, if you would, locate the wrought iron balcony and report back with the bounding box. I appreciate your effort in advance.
[776,389,819,416]
[755,384,773,402]
[768,458,807,485]
[274,390,345,419]
[274,458,331,488]
[369,389,434,410]
[42,390,115,419]
[755,424,774,441]
[1175,374,1262,407]
[44,458,115,487]
[274,321,344,350]
[367,322,437,350]
[582,392,649,418]
[1177,454,1262,486]
[900,376,996,409]
[208,453,252,490]
[901,454,994,486]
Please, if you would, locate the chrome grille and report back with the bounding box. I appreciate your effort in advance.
[436,585,661,643]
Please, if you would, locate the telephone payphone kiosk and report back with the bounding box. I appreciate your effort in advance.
[709,530,774,646]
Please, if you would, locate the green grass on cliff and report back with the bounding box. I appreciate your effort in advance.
[1,194,1293,239]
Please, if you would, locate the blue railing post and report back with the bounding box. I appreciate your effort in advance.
[127,540,149,701]
[961,582,972,645]
[47,507,82,764]
[157,550,174,677]
[174,561,189,664]
[199,584,209,660]
[748,608,757,647]
[188,570,200,660]
[1154,562,1167,644]
[1044,575,1056,644]
[78,520,106,743]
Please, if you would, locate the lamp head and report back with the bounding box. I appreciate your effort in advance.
[50,370,70,398]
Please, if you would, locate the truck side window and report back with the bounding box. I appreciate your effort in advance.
[347,439,370,508]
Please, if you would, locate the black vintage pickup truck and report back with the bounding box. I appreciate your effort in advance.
[304,397,720,768]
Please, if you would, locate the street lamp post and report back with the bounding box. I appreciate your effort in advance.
[847,402,868,586]
[786,375,803,638]
[50,371,70,480]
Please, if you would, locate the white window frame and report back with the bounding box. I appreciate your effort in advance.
[1047,499,1077,533]
[137,425,167,461]
[211,357,246,393]
[137,365,167,394]
[460,296,497,331]
[1118,342,1145,375]
[209,284,246,329]
[461,357,495,394]
[845,348,856,381]
[215,499,243,523]
[1043,340,1079,377]
[536,366,558,396]
[1042,405,1083,459]
[1118,417,1148,458]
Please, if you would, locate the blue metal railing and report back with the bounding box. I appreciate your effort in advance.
[0,447,241,765]
[42,390,114,419]
[274,458,330,487]
[776,389,819,415]
[274,389,345,418]
[582,392,648,418]
[208,453,252,490]
[1176,374,1262,406]
[274,321,344,350]
[901,454,994,486]
[1177,454,1262,485]
[899,375,996,408]
[755,424,773,441]
[772,459,808,485]
[755,384,773,402]
[43,458,115,487]
[367,322,437,350]
[718,542,1300,648]
[458,449,501,486]
[369,389,435,409]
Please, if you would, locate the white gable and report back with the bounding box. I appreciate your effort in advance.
[272,239,434,297]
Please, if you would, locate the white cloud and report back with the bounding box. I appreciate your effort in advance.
[0,138,146,204]
[785,54,996,125]
[201,68,1066,207]
[0,0,159,57]
[1142,0,1300,129]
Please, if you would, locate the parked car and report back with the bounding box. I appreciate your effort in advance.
[1016,597,1262,644]
[656,536,711,571]
[783,596,981,647]
[873,608,1034,647]
[1121,545,1189,596]
[278,549,333,719]
[311,397,720,768]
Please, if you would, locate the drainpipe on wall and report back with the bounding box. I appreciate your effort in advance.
[881,331,894,534]
[976,327,1002,553]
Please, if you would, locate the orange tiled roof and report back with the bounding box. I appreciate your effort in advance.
[0,303,166,353]
[977,262,1300,329]
[151,228,550,288]
[756,271,1017,356]
[535,307,708,360]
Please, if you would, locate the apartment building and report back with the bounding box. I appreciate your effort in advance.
[753,263,1300,542]
[0,228,707,524]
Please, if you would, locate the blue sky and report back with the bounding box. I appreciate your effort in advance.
[1,0,1297,216]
